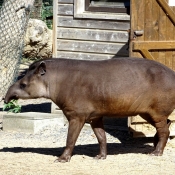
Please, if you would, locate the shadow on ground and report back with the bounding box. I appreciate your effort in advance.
[21,103,51,113]
[0,137,154,158]
[0,102,52,113]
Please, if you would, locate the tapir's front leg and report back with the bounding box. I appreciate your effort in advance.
[55,116,85,163]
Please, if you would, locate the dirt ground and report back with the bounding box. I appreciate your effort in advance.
[0,99,175,175]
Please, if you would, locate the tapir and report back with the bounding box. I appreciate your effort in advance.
[4,57,175,162]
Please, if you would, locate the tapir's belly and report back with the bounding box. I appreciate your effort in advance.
[78,88,152,119]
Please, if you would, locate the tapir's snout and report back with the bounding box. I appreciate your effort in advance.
[4,84,19,104]
[4,94,19,104]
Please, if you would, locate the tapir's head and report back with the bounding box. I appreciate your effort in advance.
[4,60,49,103]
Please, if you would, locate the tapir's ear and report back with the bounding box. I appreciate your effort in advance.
[36,61,46,75]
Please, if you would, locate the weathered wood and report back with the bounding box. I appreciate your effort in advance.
[57,28,128,43]
[58,4,73,15]
[173,5,175,69]
[53,0,58,57]
[137,0,145,41]
[135,0,145,58]
[144,0,152,41]
[130,0,175,137]
[151,0,159,60]
[58,0,73,3]
[74,0,130,21]
[133,41,175,50]
[57,16,130,30]
[157,0,175,25]
[54,0,130,61]
[140,49,155,60]
[131,0,175,68]
[130,0,136,57]
[130,0,141,57]
[159,0,167,65]
[57,39,128,55]
[56,51,115,60]
[165,0,174,69]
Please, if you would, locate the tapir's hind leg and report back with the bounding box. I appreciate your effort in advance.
[90,117,107,159]
[153,119,171,148]
[151,118,170,156]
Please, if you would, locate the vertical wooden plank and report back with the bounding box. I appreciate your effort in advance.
[135,0,144,58]
[137,0,144,38]
[165,0,174,70]
[53,0,58,57]
[130,0,137,57]
[158,0,167,65]
[130,0,142,57]
[151,0,159,60]
[172,5,175,70]
[144,0,153,42]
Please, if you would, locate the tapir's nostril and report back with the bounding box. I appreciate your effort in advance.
[13,95,19,100]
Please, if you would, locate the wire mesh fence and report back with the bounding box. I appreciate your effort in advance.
[0,0,33,99]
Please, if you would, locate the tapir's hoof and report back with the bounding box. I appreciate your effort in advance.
[149,150,163,156]
[54,156,71,163]
[94,154,106,160]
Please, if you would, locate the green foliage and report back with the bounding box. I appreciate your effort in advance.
[41,1,53,29]
[0,0,3,8]
[3,100,21,113]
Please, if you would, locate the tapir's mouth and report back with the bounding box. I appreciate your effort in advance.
[4,95,19,104]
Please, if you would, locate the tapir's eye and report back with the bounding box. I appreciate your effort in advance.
[20,83,26,89]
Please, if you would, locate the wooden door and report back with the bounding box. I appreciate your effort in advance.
[129,0,175,137]
[130,0,175,69]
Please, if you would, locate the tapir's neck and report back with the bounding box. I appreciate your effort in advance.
[45,67,62,106]
[45,83,51,99]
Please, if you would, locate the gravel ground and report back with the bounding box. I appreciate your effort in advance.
[0,99,175,175]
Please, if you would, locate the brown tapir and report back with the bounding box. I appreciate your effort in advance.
[4,57,175,162]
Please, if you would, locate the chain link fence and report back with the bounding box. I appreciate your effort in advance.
[0,0,33,99]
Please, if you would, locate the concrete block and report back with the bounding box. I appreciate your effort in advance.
[3,112,65,134]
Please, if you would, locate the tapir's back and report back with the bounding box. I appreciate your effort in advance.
[44,58,175,116]
[48,57,175,91]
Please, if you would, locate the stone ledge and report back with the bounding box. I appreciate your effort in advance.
[3,112,65,134]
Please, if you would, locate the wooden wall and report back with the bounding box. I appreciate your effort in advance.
[53,0,130,60]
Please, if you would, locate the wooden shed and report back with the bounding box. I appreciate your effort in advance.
[52,0,175,137]
[52,0,130,59]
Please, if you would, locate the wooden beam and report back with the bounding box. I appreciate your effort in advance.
[133,41,175,50]
[140,49,155,60]
[52,0,58,57]
[157,0,175,25]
